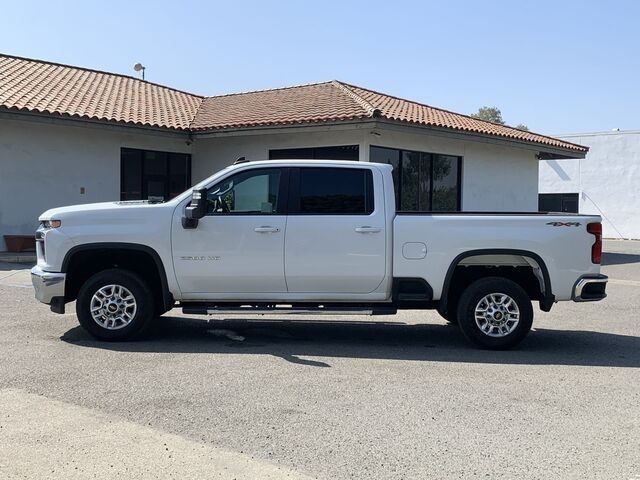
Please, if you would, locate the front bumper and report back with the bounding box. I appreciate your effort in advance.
[31,266,66,305]
[572,274,608,302]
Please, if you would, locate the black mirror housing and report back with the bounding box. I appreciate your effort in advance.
[183,187,207,228]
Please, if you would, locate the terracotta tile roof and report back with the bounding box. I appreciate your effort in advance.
[0,54,586,154]
[0,54,202,130]
[190,82,371,130]
[192,81,587,154]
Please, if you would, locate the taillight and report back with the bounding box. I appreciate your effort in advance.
[587,222,602,264]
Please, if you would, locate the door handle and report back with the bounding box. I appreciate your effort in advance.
[254,226,280,233]
[355,226,382,233]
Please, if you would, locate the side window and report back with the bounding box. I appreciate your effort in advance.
[297,168,374,214]
[207,168,281,215]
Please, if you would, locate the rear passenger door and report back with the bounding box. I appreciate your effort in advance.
[284,166,386,294]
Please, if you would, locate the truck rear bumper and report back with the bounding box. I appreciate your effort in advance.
[572,274,608,302]
[31,266,66,308]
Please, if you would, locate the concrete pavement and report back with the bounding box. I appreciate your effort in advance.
[0,241,638,479]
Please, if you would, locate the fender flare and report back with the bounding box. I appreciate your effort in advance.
[61,242,173,311]
[439,248,555,313]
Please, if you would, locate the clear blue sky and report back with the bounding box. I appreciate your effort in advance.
[2,0,639,134]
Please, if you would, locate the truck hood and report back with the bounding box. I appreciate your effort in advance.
[39,201,170,221]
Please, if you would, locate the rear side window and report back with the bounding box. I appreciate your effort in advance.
[296,168,374,214]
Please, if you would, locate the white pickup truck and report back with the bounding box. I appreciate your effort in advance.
[31,160,607,349]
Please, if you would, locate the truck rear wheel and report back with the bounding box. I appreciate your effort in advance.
[456,277,533,350]
[76,269,155,341]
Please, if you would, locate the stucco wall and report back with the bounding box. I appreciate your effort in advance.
[0,116,542,251]
[193,126,540,212]
[0,118,190,250]
[539,131,640,239]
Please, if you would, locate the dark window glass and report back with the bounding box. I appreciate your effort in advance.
[371,145,461,211]
[120,149,142,200]
[269,148,315,160]
[432,154,459,211]
[168,153,191,198]
[207,169,281,215]
[269,145,359,161]
[120,148,191,201]
[298,168,373,214]
[401,151,420,211]
[370,146,400,207]
[538,193,579,213]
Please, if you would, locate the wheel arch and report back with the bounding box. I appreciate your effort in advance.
[61,242,173,312]
[439,249,554,314]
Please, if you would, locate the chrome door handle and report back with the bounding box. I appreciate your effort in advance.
[254,226,280,233]
[355,226,382,233]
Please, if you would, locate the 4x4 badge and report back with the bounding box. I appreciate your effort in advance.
[546,221,581,227]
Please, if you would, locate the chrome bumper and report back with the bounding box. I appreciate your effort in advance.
[572,274,608,302]
[31,266,66,304]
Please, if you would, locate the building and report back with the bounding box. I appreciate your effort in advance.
[0,54,587,251]
[539,130,640,239]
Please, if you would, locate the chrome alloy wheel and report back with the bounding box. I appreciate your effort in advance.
[90,284,137,330]
[474,293,520,337]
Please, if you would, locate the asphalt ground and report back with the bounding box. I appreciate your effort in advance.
[0,240,638,479]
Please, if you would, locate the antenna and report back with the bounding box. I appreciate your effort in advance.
[133,63,146,80]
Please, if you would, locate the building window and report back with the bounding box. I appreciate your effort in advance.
[120,148,191,201]
[538,193,579,213]
[269,145,359,161]
[294,167,374,215]
[370,146,461,211]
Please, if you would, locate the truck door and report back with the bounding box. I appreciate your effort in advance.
[284,166,386,294]
[172,167,288,296]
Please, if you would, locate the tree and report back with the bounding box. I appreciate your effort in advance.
[471,106,530,131]
[470,106,504,125]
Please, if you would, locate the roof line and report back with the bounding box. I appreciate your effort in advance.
[202,80,336,99]
[337,81,588,152]
[0,52,204,99]
[331,81,380,118]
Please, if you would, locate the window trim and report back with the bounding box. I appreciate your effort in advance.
[204,167,289,216]
[287,167,375,216]
[370,145,462,212]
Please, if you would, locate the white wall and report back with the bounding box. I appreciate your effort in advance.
[539,131,640,239]
[193,126,540,212]
[0,118,190,250]
[191,128,370,181]
[0,116,543,251]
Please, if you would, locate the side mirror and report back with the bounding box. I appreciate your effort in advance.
[182,188,207,229]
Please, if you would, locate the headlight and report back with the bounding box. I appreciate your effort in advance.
[41,219,62,229]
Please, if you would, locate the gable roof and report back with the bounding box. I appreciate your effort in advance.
[0,54,587,155]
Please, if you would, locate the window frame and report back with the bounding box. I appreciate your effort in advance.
[204,167,289,216]
[370,145,462,212]
[287,167,375,216]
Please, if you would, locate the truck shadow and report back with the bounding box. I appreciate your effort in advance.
[602,252,640,266]
[60,316,640,369]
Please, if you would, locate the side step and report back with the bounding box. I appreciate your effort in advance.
[181,303,397,316]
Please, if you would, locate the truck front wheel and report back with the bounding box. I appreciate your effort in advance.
[76,269,155,341]
[456,277,533,350]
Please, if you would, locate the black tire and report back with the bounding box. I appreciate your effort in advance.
[438,305,458,324]
[456,277,533,350]
[76,269,155,341]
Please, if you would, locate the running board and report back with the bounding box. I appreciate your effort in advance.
[181,303,397,316]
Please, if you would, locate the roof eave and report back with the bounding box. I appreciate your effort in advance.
[372,119,588,159]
